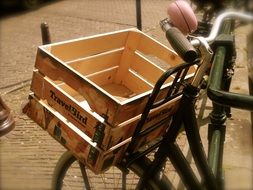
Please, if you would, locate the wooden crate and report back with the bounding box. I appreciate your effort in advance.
[34,28,196,125]
[24,28,196,173]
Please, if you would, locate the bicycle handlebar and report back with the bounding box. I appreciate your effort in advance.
[161,11,253,62]
[207,46,253,111]
[191,11,253,46]
[203,11,253,111]
[161,10,253,110]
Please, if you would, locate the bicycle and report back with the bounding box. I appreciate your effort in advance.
[23,1,253,189]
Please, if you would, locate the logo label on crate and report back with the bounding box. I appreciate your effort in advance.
[50,90,88,125]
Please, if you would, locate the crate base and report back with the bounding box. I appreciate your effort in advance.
[102,83,136,101]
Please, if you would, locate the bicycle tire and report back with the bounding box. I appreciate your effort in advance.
[52,151,172,190]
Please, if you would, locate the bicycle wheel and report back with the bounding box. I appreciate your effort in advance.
[52,151,172,190]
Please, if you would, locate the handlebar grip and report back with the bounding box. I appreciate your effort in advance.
[165,27,197,62]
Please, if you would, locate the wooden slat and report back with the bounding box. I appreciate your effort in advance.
[131,52,173,85]
[122,70,153,94]
[48,30,130,62]
[87,67,118,86]
[187,65,197,77]
[58,83,84,101]
[68,48,123,76]
[137,33,183,67]
[114,30,143,82]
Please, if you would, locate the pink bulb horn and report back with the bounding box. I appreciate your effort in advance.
[167,0,198,35]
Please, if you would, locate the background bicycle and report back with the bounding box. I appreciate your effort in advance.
[0,0,252,189]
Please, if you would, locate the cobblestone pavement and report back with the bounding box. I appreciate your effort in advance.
[0,0,252,189]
